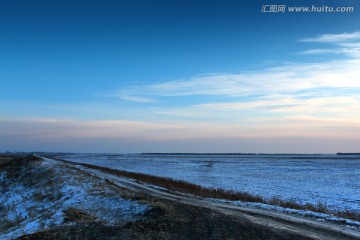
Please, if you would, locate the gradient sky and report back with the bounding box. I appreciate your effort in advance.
[1,0,360,153]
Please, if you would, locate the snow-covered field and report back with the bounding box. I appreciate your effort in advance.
[59,153,360,213]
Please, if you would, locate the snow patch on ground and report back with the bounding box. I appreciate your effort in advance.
[0,158,150,240]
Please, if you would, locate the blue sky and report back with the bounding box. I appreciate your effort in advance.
[1,0,360,153]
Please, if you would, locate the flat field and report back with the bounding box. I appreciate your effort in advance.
[59,153,360,213]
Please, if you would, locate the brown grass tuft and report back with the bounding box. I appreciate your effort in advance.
[63,207,96,224]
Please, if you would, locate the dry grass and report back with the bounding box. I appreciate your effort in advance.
[63,208,96,224]
[50,157,360,222]
[0,158,13,167]
[0,154,31,168]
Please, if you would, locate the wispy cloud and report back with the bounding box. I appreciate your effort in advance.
[154,95,360,127]
[300,32,360,43]
[111,75,252,99]
[299,32,360,57]
[300,49,345,55]
[118,95,155,103]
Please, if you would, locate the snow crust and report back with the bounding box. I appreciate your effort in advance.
[0,158,149,239]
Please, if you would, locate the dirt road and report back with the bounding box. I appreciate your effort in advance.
[40,156,360,240]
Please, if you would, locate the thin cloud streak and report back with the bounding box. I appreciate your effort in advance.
[155,98,360,128]
[119,95,155,103]
[300,32,360,58]
[195,96,360,115]
[299,32,360,43]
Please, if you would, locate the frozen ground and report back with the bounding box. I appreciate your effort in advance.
[0,157,149,239]
[59,153,360,213]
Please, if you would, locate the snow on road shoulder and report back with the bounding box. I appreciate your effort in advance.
[0,157,150,240]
